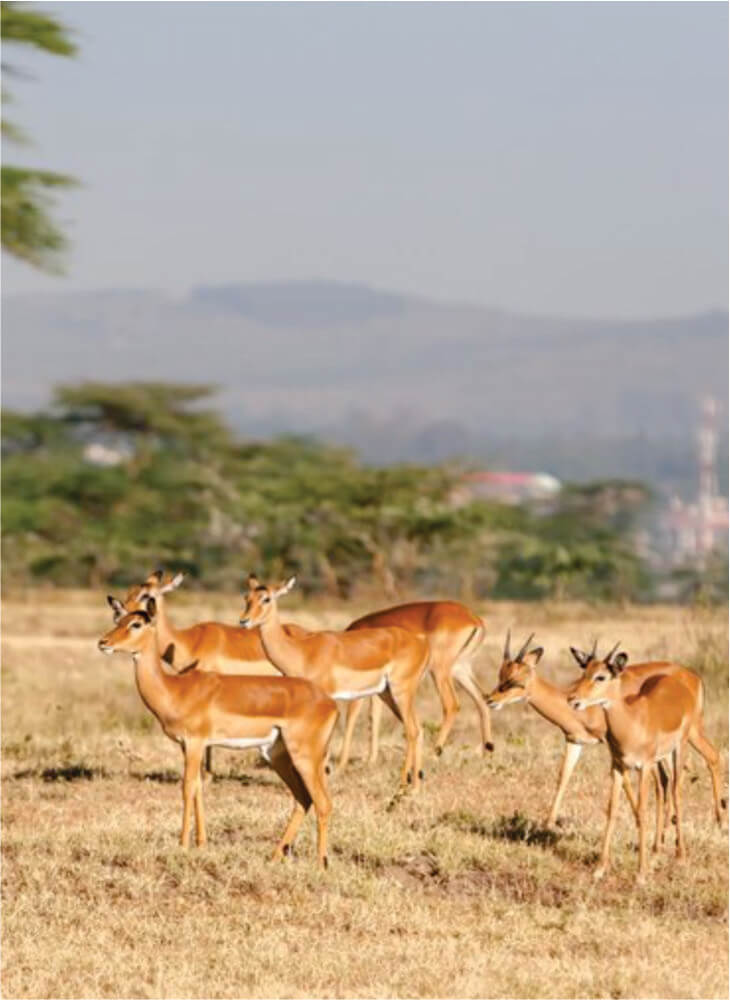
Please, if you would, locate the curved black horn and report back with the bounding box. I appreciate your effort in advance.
[604,641,620,664]
[517,632,535,662]
[503,629,512,661]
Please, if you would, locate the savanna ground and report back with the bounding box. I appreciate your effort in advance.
[1,589,728,999]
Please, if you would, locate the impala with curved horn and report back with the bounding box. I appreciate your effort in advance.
[486,631,724,834]
[337,599,490,771]
[98,598,338,867]
[569,641,724,882]
[239,575,430,792]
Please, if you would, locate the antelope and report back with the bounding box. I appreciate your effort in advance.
[486,633,725,833]
[97,599,338,867]
[569,642,723,882]
[108,569,379,775]
[239,575,430,791]
[336,600,490,772]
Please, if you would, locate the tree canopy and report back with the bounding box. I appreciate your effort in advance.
[1,2,77,271]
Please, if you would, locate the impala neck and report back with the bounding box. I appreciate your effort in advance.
[258,602,305,677]
[528,673,602,737]
[132,631,178,725]
[151,592,178,650]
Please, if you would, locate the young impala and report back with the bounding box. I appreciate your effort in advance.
[486,633,725,834]
[568,642,722,882]
[337,600,490,772]
[239,575,430,791]
[98,598,338,867]
[109,569,378,775]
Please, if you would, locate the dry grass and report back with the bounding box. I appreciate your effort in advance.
[2,591,727,999]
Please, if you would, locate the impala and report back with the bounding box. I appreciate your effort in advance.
[109,569,378,774]
[486,633,725,835]
[569,642,722,882]
[98,599,338,867]
[239,575,430,791]
[337,600,490,772]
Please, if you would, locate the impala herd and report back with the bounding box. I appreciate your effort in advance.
[97,569,726,884]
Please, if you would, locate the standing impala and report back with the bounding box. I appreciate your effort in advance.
[486,633,725,834]
[98,599,338,867]
[109,569,379,775]
[568,643,717,883]
[337,600,490,772]
[239,575,430,791]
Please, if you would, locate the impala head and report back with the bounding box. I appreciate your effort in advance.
[568,641,629,710]
[239,574,296,628]
[485,630,544,709]
[98,599,158,656]
[107,569,185,622]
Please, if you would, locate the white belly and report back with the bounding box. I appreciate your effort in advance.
[208,727,279,752]
[332,675,388,702]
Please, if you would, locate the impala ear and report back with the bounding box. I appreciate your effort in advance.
[275,576,296,598]
[570,646,589,669]
[160,572,184,593]
[611,651,629,674]
[247,573,260,589]
[152,568,164,583]
[145,596,157,620]
[107,595,125,620]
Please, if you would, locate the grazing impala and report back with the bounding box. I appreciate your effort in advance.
[337,600,490,772]
[569,642,723,882]
[98,599,338,867]
[486,633,725,834]
[239,575,430,791]
[109,569,378,774]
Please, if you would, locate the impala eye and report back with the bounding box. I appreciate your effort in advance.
[595,674,607,682]
[261,596,270,604]
[130,621,142,630]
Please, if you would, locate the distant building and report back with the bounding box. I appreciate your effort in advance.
[452,470,562,507]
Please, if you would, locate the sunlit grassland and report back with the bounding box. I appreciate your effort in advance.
[2,591,727,999]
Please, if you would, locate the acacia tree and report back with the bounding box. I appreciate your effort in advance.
[1,2,77,271]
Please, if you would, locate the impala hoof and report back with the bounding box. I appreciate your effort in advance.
[484,741,495,752]
[435,746,443,757]
[325,765,331,775]
[418,769,425,781]
[722,797,727,810]
[406,770,412,784]
[322,856,329,870]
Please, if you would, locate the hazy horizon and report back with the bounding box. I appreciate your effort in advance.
[2,2,727,320]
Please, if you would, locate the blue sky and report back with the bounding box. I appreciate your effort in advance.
[2,1,727,318]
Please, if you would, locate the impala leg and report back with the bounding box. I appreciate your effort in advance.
[336,699,364,774]
[385,683,422,790]
[546,741,582,828]
[636,764,651,883]
[595,764,623,880]
[266,738,312,862]
[291,753,332,869]
[621,770,639,822]
[430,659,460,756]
[452,662,494,753]
[194,769,207,847]
[653,761,670,852]
[368,695,383,766]
[688,723,726,828]
[180,741,205,849]
[672,745,686,860]
[204,746,214,782]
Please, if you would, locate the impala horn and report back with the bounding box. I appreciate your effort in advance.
[516,632,535,663]
[604,641,621,664]
[503,629,512,661]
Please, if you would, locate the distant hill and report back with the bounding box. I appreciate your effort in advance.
[3,280,727,492]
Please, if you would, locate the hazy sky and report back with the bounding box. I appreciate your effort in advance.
[2,2,727,318]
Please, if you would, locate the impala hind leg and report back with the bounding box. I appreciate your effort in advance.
[671,745,687,860]
[688,723,726,828]
[429,658,460,756]
[180,741,206,848]
[452,661,493,753]
[653,762,670,852]
[266,738,313,862]
[368,695,383,765]
[546,741,582,828]
[636,764,652,883]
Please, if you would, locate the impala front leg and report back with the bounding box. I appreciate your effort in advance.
[595,764,623,880]
[180,741,205,849]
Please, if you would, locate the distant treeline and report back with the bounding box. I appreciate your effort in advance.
[2,382,725,602]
